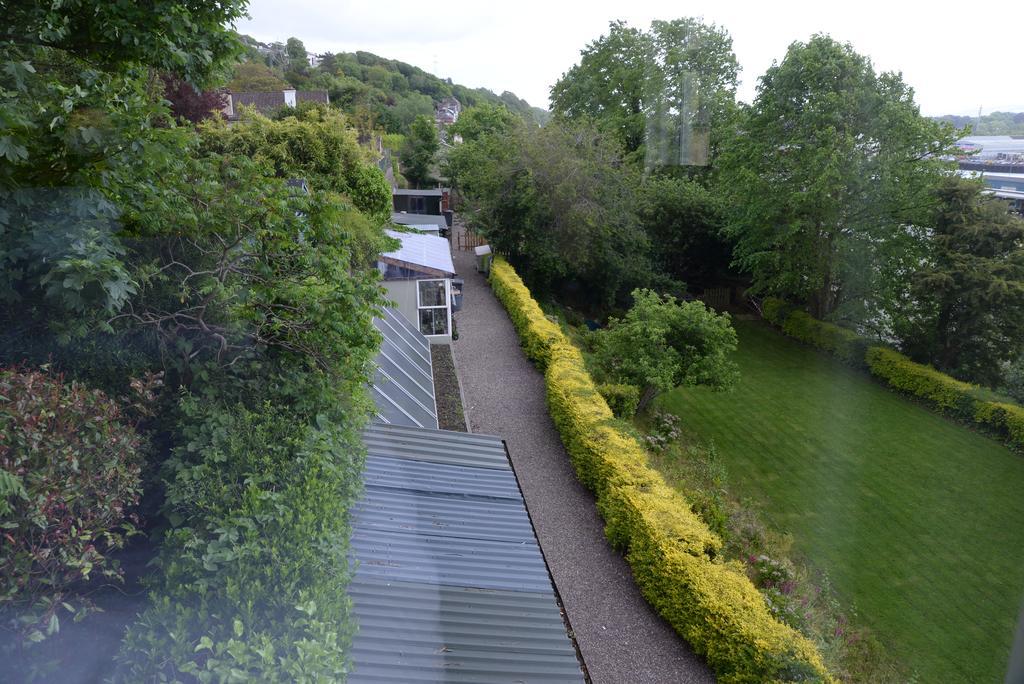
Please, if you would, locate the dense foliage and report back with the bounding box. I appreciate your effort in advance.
[0,368,143,648]
[198,105,393,224]
[116,397,369,680]
[591,289,738,412]
[401,114,439,187]
[718,35,960,320]
[551,18,739,167]
[234,35,549,136]
[450,118,656,308]
[896,177,1024,386]
[1,1,391,678]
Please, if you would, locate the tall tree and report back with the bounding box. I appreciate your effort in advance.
[550,18,738,167]
[401,114,439,187]
[898,178,1024,386]
[718,35,959,319]
[451,119,652,308]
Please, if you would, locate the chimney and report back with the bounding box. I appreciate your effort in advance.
[283,88,297,108]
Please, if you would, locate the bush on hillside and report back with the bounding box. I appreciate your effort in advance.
[0,368,143,647]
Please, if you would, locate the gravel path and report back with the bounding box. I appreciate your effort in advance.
[449,224,715,684]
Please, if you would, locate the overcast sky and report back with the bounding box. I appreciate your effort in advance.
[236,0,1022,117]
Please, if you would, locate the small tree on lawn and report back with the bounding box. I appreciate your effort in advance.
[592,288,739,413]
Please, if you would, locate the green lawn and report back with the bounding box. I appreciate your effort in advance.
[656,319,1024,683]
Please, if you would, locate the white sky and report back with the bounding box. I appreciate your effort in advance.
[236,0,1023,117]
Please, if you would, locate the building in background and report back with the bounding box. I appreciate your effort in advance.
[378,230,457,343]
[222,89,329,120]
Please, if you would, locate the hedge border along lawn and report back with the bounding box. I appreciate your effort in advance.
[489,257,832,684]
[762,297,1024,452]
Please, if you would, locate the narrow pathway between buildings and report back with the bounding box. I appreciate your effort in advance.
[449,224,715,684]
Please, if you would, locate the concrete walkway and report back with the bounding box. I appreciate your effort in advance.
[449,226,715,684]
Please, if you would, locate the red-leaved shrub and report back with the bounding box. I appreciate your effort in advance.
[0,368,143,646]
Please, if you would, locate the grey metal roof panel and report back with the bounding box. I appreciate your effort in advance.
[363,456,522,500]
[352,533,554,592]
[353,491,539,545]
[349,423,584,682]
[393,188,446,196]
[371,309,437,429]
[362,423,511,469]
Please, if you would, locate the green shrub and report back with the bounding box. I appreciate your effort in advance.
[597,383,641,418]
[491,260,833,682]
[865,346,979,418]
[115,398,363,681]
[761,297,793,327]
[779,311,869,367]
[975,401,1024,451]
[0,368,143,648]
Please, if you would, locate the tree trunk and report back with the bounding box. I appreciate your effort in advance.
[636,385,659,415]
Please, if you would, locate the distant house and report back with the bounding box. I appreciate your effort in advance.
[435,96,461,125]
[378,230,456,343]
[392,188,450,218]
[222,89,329,120]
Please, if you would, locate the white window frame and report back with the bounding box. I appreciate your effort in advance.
[416,278,451,337]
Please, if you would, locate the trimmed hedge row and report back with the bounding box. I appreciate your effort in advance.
[491,258,832,683]
[762,297,1024,451]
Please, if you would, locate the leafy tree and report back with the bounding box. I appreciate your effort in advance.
[285,37,308,66]
[637,174,732,290]
[162,75,227,123]
[592,288,739,412]
[226,61,289,91]
[401,115,439,187]
[3,1,245,87]
[718,35,959,319]
[451,120,654,309]
[199,107,392,225]
[449,103,518,142]
[897,178,1024,386]
[551,18,738,167]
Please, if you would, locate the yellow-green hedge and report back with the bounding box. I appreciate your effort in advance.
[489,258,564,369]
[865,346,978,416]
[491,258,832,683]
[761,298,1024,452]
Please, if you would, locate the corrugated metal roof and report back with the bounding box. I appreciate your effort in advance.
[381,229,455,276]
[371,308,437,429]
[393,188,446,196]
[349,423,584,683]
[391,213,447,231]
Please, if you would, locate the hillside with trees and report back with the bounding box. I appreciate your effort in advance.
[232,34,550,138]
[933,110,1024,135]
